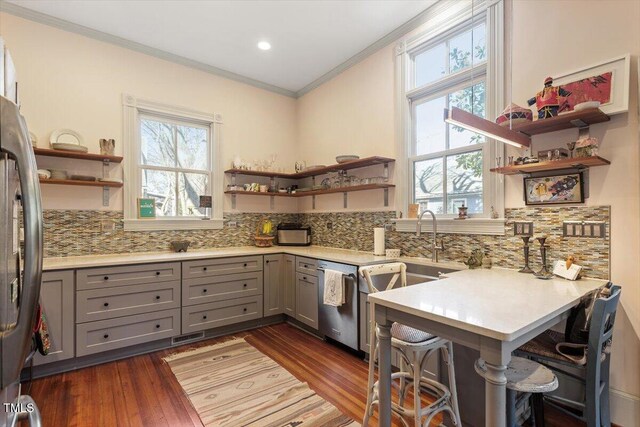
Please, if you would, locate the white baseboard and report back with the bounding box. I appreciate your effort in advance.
[612,388,640,427]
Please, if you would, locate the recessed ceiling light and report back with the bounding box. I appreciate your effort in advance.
[257,41,271,51]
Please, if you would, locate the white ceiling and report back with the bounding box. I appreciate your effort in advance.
[5,0,437,94]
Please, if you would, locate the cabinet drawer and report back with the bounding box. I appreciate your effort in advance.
[182,256,262,280]
[296,257,318,276]
[76,309,180,357]
[183,272,262,306]
[76,281,180,323]
[181,295,263,334]
[77,262,180,290]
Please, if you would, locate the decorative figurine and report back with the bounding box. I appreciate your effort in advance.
[527,77,572,119]
[463,248,484,269]
[457,203,468,219]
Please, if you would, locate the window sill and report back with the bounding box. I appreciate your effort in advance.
[124,218,224,231]
[393,218,505,236]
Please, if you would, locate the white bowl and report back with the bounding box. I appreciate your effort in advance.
[37,169,51,179]
[573,101,601,112]
[336,155,360,164]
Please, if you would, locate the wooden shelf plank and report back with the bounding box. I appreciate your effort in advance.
[225,183,395,198]
[490,156,610,175]
[34,148,123,163]
[39,178,123,188]
[513,108,610,136]
[224,190,292,197]
[223,169,292,178]
[292,183,395,197]
[224,156,395,179]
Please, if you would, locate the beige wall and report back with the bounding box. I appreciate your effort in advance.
[0,12,299,213]
[296,0,640,418]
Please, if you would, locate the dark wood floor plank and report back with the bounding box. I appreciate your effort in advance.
[21,322,590,427]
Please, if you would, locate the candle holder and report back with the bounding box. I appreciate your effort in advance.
[534,236,554,279]
[518,236,534,273]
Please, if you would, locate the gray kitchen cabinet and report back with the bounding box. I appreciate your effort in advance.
[183,272,262,307]
[283,254,296,316]
[77,262,180,290]
[295,257,318,276]
[76,280,180,323]
[34,270,75,365]
[182,256,262,280]
[181,295,263,334]
[76,309,180,357]
[295,272,318,329]
[263,254,284,316]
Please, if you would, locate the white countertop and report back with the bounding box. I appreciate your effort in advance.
[367,268,606,342]
[42,246,465,271]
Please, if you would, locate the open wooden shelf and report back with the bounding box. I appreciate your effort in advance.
[513,108,610,136]
[225,183,395,198]
[225,156,394,179]
[39,178,123,188]
[490,156,611,175]
[33,147,123,163]
[224,190,293,197]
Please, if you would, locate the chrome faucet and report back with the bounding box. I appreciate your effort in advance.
[416,210,445,262]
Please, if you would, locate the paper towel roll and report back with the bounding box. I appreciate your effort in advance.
[374,227,385,256]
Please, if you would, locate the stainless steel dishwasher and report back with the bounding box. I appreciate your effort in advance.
[317,260,359,351]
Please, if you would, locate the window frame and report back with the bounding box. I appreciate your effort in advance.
[122,94,223,230]
[394,0,505,234]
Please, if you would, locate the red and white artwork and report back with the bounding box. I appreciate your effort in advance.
[560,71,613,111]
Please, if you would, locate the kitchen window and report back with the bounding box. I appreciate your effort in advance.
[395,0,505,233]
[122,94,223,230]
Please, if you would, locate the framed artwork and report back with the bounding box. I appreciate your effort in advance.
[137,198,156,218]
[554,54,630,115]
[524,173,584,206]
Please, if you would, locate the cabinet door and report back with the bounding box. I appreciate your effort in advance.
[283,255,296,316]
[263,254,284,316]
[34,270,75,365]
[295,273,318,329]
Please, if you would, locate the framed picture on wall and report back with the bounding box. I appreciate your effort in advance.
[554,54,630,115]
[524,173,584,206]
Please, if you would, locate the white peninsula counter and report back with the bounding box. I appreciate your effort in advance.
[367,268,605,427]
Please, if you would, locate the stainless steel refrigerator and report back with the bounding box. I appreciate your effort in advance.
[0,65,43,427]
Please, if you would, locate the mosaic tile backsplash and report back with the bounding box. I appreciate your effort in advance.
[42,206,609,279]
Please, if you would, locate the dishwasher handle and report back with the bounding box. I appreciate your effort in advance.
[316,268,357,281]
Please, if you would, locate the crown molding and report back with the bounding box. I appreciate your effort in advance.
[0,1,298,98]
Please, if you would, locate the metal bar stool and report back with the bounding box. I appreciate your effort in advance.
[516,284,621,427]
[475,356,558,426]
[361,263,461,426]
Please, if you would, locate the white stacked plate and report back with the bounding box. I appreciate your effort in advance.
[51,142,88,153]
[336,155,359,163]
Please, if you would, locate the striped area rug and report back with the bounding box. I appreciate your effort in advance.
[164,337,360,427]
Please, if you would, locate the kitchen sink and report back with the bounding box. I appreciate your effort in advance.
[405,262,458,286]
[359,261,458,293]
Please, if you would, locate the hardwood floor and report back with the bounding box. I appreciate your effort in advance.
[21,323,589,427]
